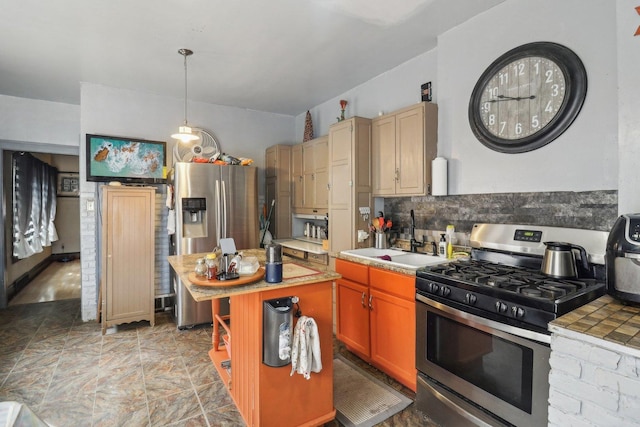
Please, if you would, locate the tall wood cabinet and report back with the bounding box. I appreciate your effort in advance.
[328,117,372,267]
[372,102,438,196]
[265,144,292,239]
[101,186,155,334]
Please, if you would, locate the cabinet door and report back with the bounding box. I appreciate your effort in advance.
[314,137,329,210]
[369,288,416,391]
[372,115,396,196]
[103,187,155,331]
[276,146,292,194]
[336,278,370,358]
[292,144,303,209]
[396,105,425,195]
[265,146,277,178]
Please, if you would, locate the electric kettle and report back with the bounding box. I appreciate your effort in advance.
[541,241,590,279]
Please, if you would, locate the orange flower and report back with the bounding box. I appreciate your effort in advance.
[340,100,348,109]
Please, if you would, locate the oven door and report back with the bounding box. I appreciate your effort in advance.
[416,293,551,427]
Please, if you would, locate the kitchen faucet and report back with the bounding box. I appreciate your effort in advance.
[409,209,425,253]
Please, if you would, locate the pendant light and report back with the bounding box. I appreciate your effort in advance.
[171,48,199,143]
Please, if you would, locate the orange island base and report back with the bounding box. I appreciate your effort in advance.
[168,249,341,427]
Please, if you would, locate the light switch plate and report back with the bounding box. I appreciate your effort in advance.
[87,199,95,212]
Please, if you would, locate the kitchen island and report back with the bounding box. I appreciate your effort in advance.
[168,249,340,427]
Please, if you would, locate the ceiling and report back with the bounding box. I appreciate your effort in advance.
[0,0,503,116]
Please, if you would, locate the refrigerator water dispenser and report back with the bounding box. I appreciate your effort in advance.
[181,198,207,238]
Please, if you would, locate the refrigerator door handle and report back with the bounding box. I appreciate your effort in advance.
[221,180,228,238]
[216,180,222,241]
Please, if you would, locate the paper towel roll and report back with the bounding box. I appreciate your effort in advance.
[432,157,448,196]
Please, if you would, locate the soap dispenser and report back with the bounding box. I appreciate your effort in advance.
[438,234,447,258]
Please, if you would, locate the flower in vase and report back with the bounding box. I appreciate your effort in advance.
[337,99,348,121]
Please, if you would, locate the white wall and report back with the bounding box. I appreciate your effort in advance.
[439,0,617,195]
[616,0,640,215]
[295,49,438,139]
[297,0,618,196]
[0,94,80,145]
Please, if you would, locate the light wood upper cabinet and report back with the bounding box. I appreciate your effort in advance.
[294,135,328,214]
[372,102,438,196]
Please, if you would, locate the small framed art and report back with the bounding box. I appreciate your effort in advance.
[57,172,79,197]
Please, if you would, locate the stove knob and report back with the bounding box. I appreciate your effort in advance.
[429,282,440,294]
[495,301,508,313]
[511,306,525,318]
[465,294,477,305]
[441,287,451,297]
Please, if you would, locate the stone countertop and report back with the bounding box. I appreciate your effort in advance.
[334,252,421,275]
[549,294,640,351]
[168,248,340,302]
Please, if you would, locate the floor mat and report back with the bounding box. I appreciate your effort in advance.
[333,355,412,427]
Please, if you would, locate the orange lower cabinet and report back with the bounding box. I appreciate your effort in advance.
[336,260,417,392]
[336,278,370,359]
[369,288,416,391]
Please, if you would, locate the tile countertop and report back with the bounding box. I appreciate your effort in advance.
[168,248,340,302]
[549,295,640,352]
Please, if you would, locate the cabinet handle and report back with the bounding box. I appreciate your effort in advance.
[361,292,366,308]
[394,168,399,182]
[368,294,373,310]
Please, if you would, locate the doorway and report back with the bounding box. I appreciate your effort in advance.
[0,141,80,309]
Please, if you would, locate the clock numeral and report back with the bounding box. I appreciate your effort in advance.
[499,121,506,135]
[551,84,560,97]
[482,102,491,113]
[488,114,496,126]
[499,72,509,86]
[513,63,525,77]
[545,69,554,83]
[515,123,523,135]
[545,101,554,113]
[531,115,539,128]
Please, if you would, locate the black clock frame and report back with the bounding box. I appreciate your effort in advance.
[468,42,587,154]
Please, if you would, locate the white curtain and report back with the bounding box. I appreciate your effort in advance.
[12,153,59,259]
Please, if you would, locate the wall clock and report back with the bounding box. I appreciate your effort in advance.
[468,42,587,153]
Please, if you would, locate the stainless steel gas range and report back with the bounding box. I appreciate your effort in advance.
[415,223,609,427]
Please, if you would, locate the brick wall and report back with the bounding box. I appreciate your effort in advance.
[548,329,640,426]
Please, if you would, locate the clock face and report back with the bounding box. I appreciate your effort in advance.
[469,42,587,153]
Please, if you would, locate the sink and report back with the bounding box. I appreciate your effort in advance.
[341,248,451,270]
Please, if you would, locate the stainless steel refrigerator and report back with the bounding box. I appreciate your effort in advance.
[170,163,258,328]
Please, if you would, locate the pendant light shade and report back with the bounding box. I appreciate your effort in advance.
[172,48,199,143]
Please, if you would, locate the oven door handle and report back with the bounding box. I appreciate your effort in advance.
[416,293,551,344]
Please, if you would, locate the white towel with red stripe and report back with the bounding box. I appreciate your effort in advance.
[290,316,322,379]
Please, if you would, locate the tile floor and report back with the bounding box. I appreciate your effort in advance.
[0,300,242,426]
[9,259,81,305]
[1,262,436,427]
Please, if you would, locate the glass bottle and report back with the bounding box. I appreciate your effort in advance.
[194,258,207,277]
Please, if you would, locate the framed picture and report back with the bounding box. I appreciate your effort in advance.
[421,81,432,102]
[57,172,79,197]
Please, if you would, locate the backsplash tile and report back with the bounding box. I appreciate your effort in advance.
[384,190,618,234]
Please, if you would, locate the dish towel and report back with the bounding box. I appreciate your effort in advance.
[167,209,176,235]
[290,316,322,379]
